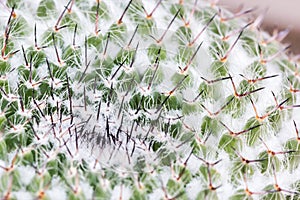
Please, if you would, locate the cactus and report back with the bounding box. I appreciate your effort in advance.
[0,0,300,199]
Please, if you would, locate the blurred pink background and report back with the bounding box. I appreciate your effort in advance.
[220,0,300,54]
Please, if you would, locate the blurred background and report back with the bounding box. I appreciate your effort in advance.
[219,0,300,54]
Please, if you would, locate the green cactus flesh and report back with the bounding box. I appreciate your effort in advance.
[0,0,300,199]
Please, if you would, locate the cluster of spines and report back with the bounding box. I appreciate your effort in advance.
[0,0,300,199]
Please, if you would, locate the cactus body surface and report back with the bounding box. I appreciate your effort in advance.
[0,0,300,199]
